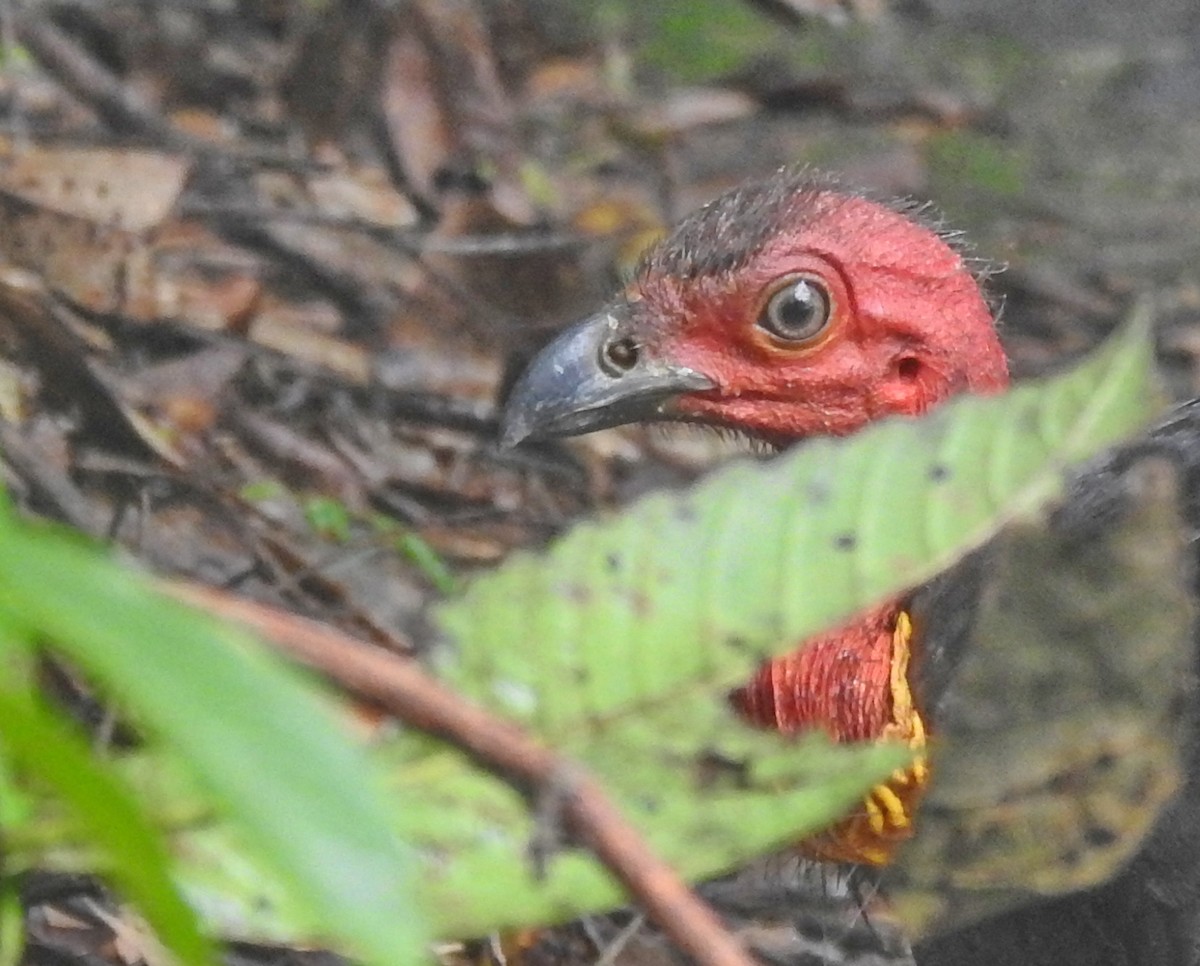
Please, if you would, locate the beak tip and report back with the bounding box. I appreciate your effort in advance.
[499,387,540,448]
[495,309,716,447]
[498,418,530,449]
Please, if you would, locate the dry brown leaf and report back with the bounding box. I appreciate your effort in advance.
[307,166,420,229]
[0,145,189,231]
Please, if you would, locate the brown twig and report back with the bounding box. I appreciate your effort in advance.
[167,581,756,966]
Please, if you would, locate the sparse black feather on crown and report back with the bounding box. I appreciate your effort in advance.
[636,166,999,292]
[637,168,841,282]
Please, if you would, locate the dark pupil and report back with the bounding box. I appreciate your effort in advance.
[774,281,816,332]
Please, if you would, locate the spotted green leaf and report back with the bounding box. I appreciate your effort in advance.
[0,512,427,966]
[433,308,1160,740]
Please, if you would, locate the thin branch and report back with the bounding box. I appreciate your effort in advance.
[14,12,183,144]
[13,11,304,166]
[167,581,756,966]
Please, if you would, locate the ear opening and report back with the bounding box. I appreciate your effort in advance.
[875,353,946,418]
[896,356,922,382]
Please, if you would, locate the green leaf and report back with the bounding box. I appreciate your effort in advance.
[383,705,909,937]
[304,495,353,542]
[394,529,459,595]
[0,880,23,966]
[433,308,1160,740]
[0,520,429,966]
[152,718,907,942]
[0,643,213,966]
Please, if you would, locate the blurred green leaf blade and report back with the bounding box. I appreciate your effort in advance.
[0,639,214,966]
[0,517,429,966]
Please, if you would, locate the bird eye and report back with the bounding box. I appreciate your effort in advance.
[757,276,832,343]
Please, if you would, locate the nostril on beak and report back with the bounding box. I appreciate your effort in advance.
[600,336,640,376]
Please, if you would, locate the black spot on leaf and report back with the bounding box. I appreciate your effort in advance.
[694,750,750,790]
[563,583,591,604]
[1083,824,1118,848]
[640,796,662,815]
[834,533,857,551]
[628,591,651,616]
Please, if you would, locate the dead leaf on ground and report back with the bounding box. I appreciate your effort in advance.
[0,143,189,231]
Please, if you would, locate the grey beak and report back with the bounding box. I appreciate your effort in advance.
[500,308,716,447]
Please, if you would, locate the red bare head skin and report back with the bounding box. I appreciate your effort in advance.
[628,177,1010,442]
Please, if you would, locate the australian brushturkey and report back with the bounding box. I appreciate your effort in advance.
[502,169,1200,966]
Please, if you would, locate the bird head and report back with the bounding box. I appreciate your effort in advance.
[502,172,1009,447]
